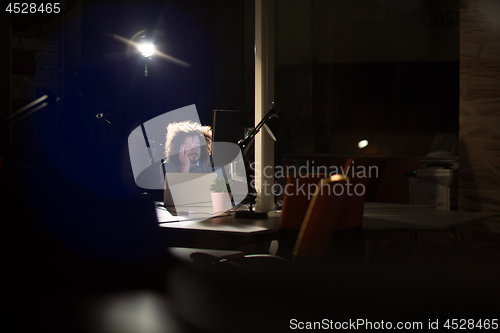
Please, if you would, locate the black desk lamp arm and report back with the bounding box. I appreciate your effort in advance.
[237,104,276,149]
[236,104,277,207]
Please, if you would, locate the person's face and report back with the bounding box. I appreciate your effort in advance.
[184,135,201,164]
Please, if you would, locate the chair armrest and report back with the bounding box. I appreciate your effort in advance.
[189,252,221,264]
[230,254,293,270]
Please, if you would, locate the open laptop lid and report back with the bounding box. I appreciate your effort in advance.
[163,172,219,215]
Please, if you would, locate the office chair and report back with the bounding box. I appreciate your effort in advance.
[279,158,353,230]
[276,173,329,259]
[293,173,367,259]
[275,158,356,259]
[186,171,368,269]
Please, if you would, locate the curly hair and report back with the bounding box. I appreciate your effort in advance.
[164,120,212,166]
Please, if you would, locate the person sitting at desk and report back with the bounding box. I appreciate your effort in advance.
[163,120,213,173]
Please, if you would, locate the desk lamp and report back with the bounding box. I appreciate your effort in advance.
[234,103,281,219]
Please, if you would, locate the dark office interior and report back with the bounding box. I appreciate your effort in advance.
[1,0,499,332]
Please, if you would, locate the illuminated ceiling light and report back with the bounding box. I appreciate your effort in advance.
[138,43,155,57]
[358,140,369,149]
[109,33,190,67]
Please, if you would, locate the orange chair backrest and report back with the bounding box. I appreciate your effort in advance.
[279,158,354,231]
[279,173,329,230]
[293,172,368,258]
[334,171,368,231]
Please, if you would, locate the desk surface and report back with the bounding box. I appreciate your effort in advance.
[363,202,500,230]
[157,204,281,235]
[156,202,499,234]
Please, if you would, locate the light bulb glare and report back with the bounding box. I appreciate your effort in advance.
[139,43,155,57]
[358,140,369,149]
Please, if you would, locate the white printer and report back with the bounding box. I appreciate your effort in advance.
[409,159,458,210]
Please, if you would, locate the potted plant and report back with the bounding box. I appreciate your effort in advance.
[209,177,233,214]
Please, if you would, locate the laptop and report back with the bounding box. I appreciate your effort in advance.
[163,172,220,218]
